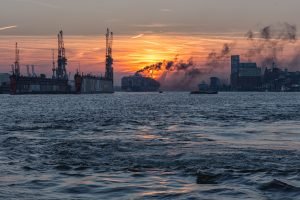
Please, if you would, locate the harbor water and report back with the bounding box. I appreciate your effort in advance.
[0,92,299,199]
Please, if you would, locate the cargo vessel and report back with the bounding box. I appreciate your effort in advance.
[190,81,218,95]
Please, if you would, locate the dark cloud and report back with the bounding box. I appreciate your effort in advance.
[245,23,298,67]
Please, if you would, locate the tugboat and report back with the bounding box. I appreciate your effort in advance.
[190,81,218,94]
[190,90,218,94]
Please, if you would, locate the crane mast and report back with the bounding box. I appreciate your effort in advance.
[14,43,21,76]
[52,49,56,79]
[105,28,114,81]
[57,30,68,79]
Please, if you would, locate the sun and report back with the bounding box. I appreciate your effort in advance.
[143,53,161,64]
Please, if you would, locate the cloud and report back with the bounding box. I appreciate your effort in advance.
[133,23,169,28]
[105,18,121,23]
[143,41,160,46]
[0,25,17,31]
[132,23,198,30]
[15,0,59,8]
[131,34,144,39]
[160,8,172,12]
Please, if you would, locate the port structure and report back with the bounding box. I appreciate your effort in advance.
[105,28,114,82]
[74,28,115,94]
[52,49,56,79]
[56,30,68,80]
[9,29,114,94]
[11,43,21,76]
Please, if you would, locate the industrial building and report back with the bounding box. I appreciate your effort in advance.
[230,55,262,91]
[0,73,10,94]
[230,55,300,91]
[263,63,300,92]
[121,73,160,92]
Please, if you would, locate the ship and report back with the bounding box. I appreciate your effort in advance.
[10,29,114,95]
[190,90,218,94]
[74,29,114,94]
[190,81,218,95]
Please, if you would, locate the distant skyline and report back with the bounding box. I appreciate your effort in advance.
[1,0,300,85]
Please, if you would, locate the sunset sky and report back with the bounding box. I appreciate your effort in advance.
[1,0,300,85]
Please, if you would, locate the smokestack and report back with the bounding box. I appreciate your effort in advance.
[31,65,36,77]
[26,65,31,77]
[11,65,14,75]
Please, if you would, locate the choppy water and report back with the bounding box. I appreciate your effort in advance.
[0,92,300,200]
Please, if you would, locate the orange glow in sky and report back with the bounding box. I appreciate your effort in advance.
[0,33,299,85]
[0,34,231,72]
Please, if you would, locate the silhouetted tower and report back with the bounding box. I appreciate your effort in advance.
[105,28,114,81]
[26,65,31,77]
[52,49,56,79]
[13,43,21,76]
[230,55,240,89]
[31,65,37,77]
[57,30,68,79]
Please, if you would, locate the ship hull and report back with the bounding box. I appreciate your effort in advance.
[10,75,71,95]
[190,91,218,94]
[75,74,114,94]
[10,75,114,95]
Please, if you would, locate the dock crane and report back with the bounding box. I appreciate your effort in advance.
[57,30,68,79]
[105,28,114,81]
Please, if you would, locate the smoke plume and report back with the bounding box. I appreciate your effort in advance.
[206,43,234,72]
[245,23,297,67]
[136,44,234,90]
[136,57,202,90]
[135,22,299,91]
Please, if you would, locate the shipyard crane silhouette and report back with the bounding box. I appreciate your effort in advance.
[105,28,114,81]
[52,49,56,79]
[9,29,114,94]
[56,30,68,79]
[12,43,20,76]
[74,28,114,94]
